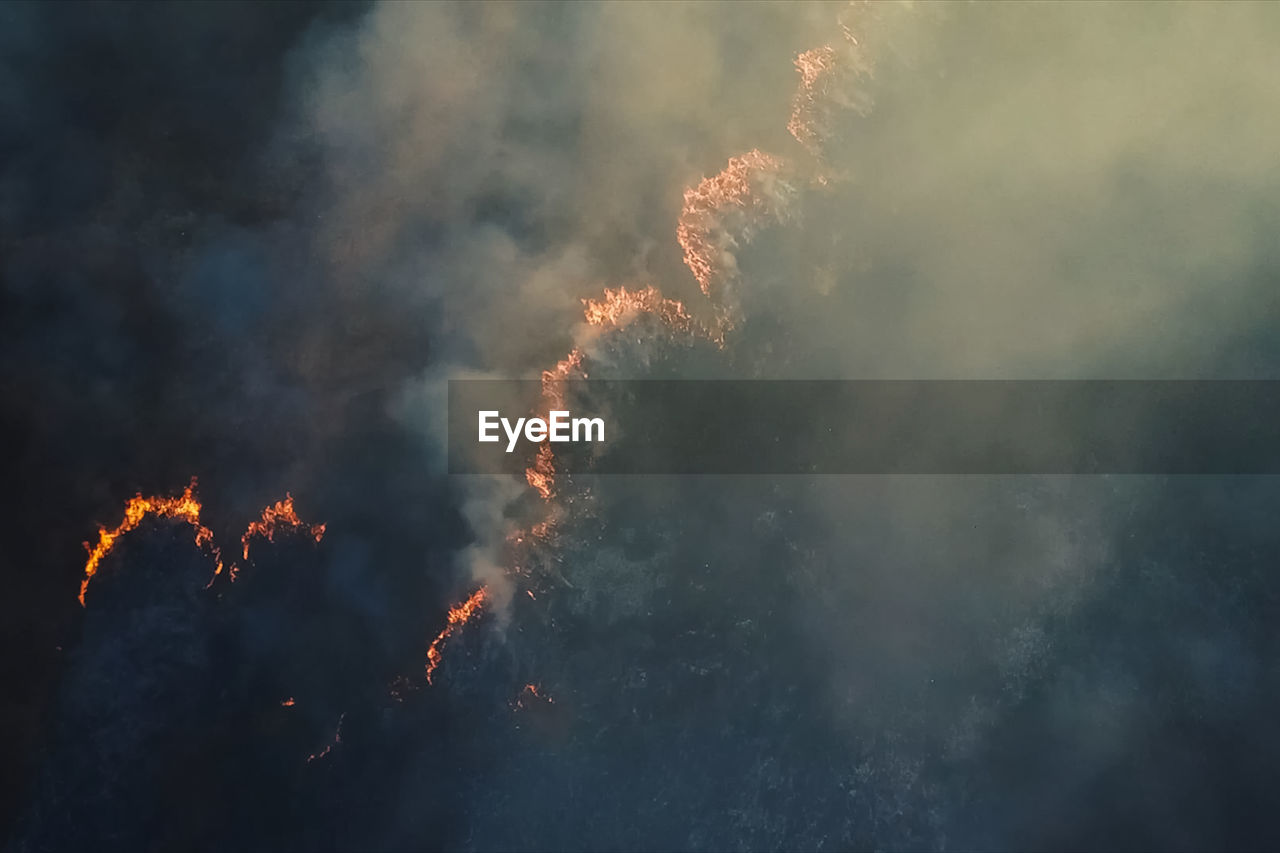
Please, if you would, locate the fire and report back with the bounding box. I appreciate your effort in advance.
[71,2,893,730]
[670,10,880,313]
[787,40,875,161]
[79,480,326,606]
[281,697,296,707]
[788,46,839,153]
[489,3,886,720]
[525,444,557,501]
[675,149,790,306]
[79,479,220,606]
[524,283,723,502]
[796,45,838,92]
[306,712,345,764]
[506,517,556,547]
[425,586,490,684]
[241,494,327,561]
[581,285,694,333]
[514,682,553,710]
[540,347,586,411]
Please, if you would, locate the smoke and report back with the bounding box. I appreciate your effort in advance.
[792,2,1280,380]
[290,0,848,610]
[290,1,862,370]
[8,1,1280,850]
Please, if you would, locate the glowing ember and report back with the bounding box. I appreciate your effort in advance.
[514,682,554,710]
[425,586,490,684]
[388,675,416,703]
[281,697,296,707]
[306,712,345,764]
[241,494,327,561]
[507,518,556,548]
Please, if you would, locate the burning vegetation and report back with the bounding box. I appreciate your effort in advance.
[425,585,490,684]
[240,495,326,562]
[69,0,886,763]
[78,480,327,607]
[78,479,215,606]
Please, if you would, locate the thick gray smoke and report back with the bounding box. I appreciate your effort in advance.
[296,2,1280,848]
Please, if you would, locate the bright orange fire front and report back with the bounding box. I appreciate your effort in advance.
[676,149,785,299]
[79,479,219,606]
[241,494,327,561]
[425,586,489,684]
[525,444,557,501]
[581,285,694,333]
[78,481,326,606]
[788,46,838,152]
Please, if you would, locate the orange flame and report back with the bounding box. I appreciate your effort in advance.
[514,682,554,710]
[72,2,891,731]
[788,46,839,153]
[425,586,489,684]
[526,346,589,499]
[241,494,327,561]
[506,517,557,548]
[281,697,296,707]
[524,284,722,502]
[581,285,694,333]
[491,5,887,712]
[79,481,326,606]
[397,5,883,706]
[540,347,586,411]
[79,479,220,606]
[676,149,787,301]
[524,444,557,501]
[787,40,875,160]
